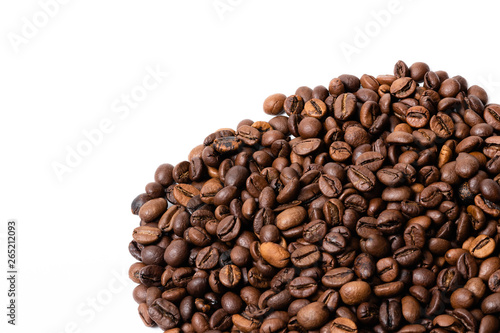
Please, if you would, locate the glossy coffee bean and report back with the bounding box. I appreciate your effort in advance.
[128,61,500,331]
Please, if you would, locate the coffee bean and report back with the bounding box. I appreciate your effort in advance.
[393,246,422,267]
[303,98,327,119]
[470,235,496,258]
[216,215,241,242]
[334,93,357,120]
[173,184,200,207]
[232,313,261,332]
[340,281,371,305]
[406,106,430,128]
[379,299,402,331]
[482,292,500,314]
[148,298,180,330]
[450,287,474,309]
[263,93,286,115]
[488,269,500,292]
[291,244,320,268]
[347,165,376,192]
[164,239,189,267]
[141,245,166,266]
[275,206,306,230]
[128,62,500,331]
[329,141,352,162]
[390,77,416,98]
[330,317,358,333]
[139,198,167,223]
[288,276,318,299]
[297,301,329,330]
[139,302,154,327]
[260,242,290,268]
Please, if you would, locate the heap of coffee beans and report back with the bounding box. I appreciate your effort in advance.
[129,60,500,333]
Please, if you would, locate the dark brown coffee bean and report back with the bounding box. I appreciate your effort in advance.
[488,269,500,292]
[393,246,422,267]
[284,94,304,115]
[360,233,390,258]
[138,302,154,327]
[219,264,241,288]
[216,215,241,242]
[163,239,189,267]
[329,141,352,162]
[288,277,318,299]
[347,165,376,192]
[355,151,384,172]
[457,252,478,279]
[291,245,320,268]
[334,93,357,120]
[406,106,430,128]
[377,257,399,283]
[318,175,342,197]
[302,220,327,243]
[437,267,462,293]
[139,265,164,288]
[276,206,306,230]
[430,112,455,139]
[292,138,322,156]
[195,245,219,270]
[482,292,500,314]
[297,301,329,330]
[373,281,404,298]
[390,77,416,98]
[379,299,402,331]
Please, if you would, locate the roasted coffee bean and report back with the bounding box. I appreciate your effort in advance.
[148,299,180,330]
[470,235,496,259]
[216,215,241,242]
[133,226,162,245]
[334,93,357,120]
[297,301,329,330]
[288,276,318,299]
[276,206,306,230]
[482,292,500,314]
[406,106,430,128]
[340,281,371,305]
[129,62,500,331]
[219,264,241,288]
[139,302,154,327]
[291,244,321,268]
[263,93,286,115]
[393,246,422,267]
[330,317,358,333]
[379,299,403,331]
[164,239,190,267]
[260,242,290,268]
[391,77,416,99]
[347,165,376,192]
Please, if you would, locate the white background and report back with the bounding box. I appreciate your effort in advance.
[1,0,500,332]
